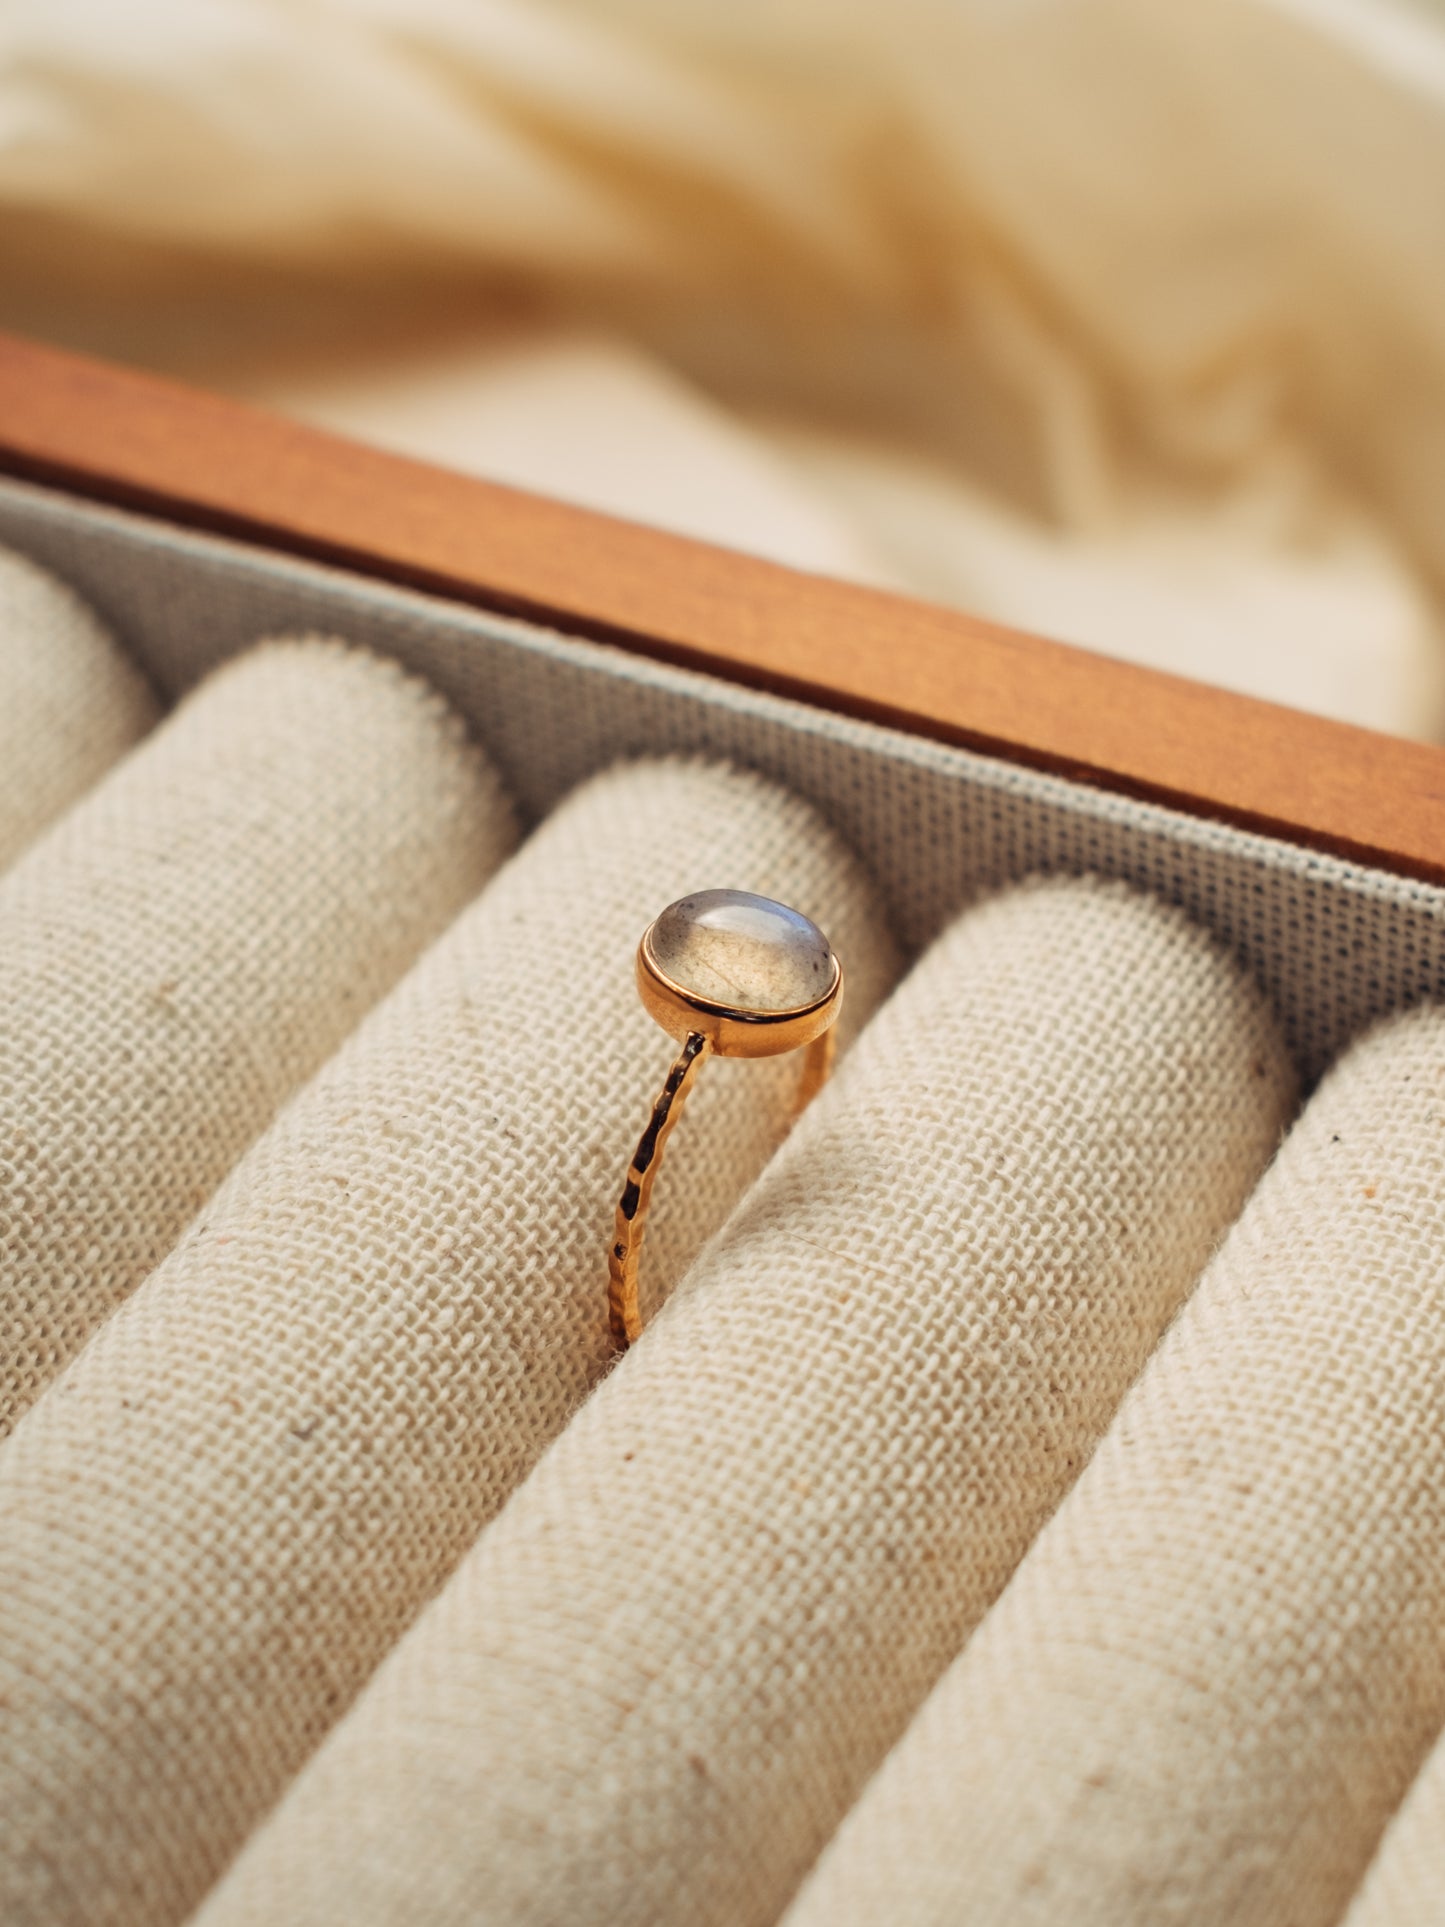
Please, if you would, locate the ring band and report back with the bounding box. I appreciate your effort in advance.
[607,889,844,1350]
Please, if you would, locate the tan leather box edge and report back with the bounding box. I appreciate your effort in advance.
[1,329,1442,886]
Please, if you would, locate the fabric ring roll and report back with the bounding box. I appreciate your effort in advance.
[193,873,1297,1927]
[0,634,516,1434]
[0,754,900,1927]
[0,544,160,872]
[1347,1712,1445,1926]
[788,999,1445,1927]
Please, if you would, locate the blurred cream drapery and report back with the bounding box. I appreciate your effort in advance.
[3,0,1445,734]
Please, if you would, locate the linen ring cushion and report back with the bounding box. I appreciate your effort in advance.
[0,754,900,1927]
[1349,1693,1445,1926]
[194,873,1297,1927]
[0,635,516,1436]
[0,543,159,870]
[786,1000,1445,1927]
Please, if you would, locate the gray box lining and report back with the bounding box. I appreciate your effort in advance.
[1,472,1440,1087]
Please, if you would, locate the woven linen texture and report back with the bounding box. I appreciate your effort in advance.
[0,755,899,1927]
[0,543,159,871]
[194,873,1296,1927]
[0,635,514,1435]
[788,998,1445,1927]
[1347,1717,1445,1926]
[10,475,1445,1087]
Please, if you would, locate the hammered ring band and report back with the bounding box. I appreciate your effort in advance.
[607,888,843,1350]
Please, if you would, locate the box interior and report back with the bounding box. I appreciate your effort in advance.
[2,470,1442,1087]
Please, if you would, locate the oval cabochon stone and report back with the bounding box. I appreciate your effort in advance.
[648,888,836,1013]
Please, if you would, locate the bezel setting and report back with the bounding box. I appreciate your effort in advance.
[637,919,843,1058]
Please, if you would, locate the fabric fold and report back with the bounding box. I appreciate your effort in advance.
[193,872,1295,1927]
[788,998,1445,1927]
[0,754,898,1927]
[0,543,159,871]
[0,634,515,1433]
[1347,1725,1445,1927]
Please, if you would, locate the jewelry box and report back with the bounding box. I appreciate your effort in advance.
[4,330,1443,1085]
[4,328,1445,1927]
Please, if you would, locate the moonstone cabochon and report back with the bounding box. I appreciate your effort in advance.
[647,889,838,1014]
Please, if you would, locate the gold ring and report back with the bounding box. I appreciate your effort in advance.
[607,889,844,1350]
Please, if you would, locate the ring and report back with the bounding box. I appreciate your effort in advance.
[607,888,843,1350]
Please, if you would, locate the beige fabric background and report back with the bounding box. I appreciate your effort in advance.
[0,636,514,1436]
[1348,1719,1445,1926]
[195,874,1296,1927]
[789,998,1445,1927]
[0,542,158,871]
[3,0,1444,733]
[0,755,898,1927]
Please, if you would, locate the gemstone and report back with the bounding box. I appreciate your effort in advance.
[648,889,836,1013]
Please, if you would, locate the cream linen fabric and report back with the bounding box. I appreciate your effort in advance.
[4,1,1445,731]
[195,874,1296,1927]
[5,473,1443,1090]
[1347,1728,1445,1927]
[0,755,898,1927]
[789,998,1445,1927]
[0,543,158,869]
[0,636,513,1435]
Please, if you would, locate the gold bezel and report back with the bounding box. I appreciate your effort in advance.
[636,930,844,1058]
